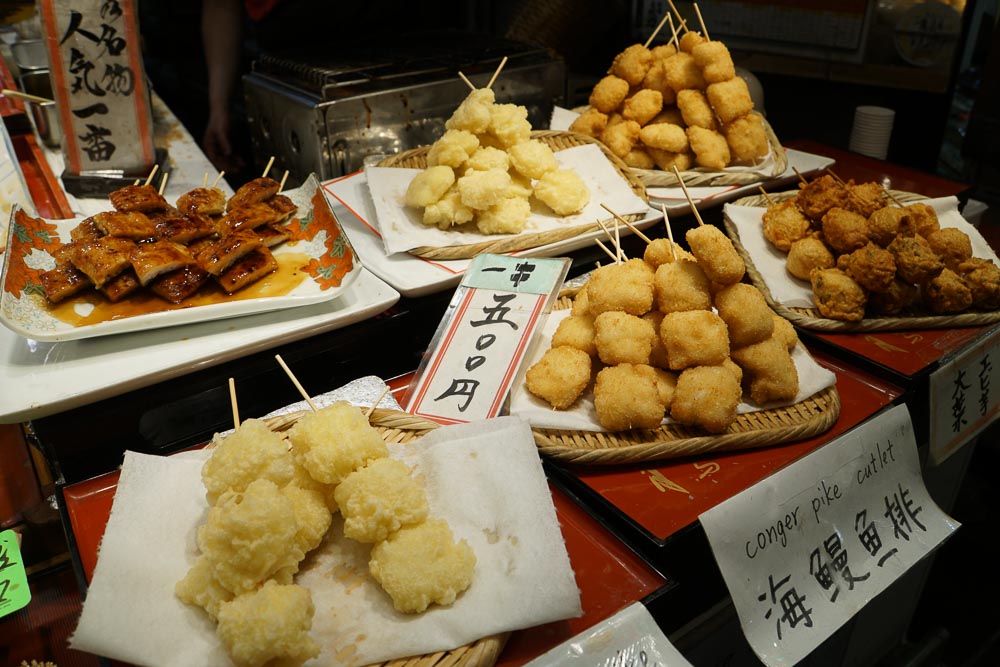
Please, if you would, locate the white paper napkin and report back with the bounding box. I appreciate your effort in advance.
[366,143,649,255]
[509,309,837,432]
[724,196,1000,308]
[71,416,581,667]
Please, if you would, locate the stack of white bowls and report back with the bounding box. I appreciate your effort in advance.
[848,106,895,160]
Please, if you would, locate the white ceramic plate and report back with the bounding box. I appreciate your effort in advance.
[0,174,361,342]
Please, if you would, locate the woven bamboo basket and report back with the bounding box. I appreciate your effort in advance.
[376,130,648,261]
[259,407,509,667]
[528,292,841,465]
[723,190,1000,332]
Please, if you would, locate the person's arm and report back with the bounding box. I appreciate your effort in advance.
[201,0,245,172]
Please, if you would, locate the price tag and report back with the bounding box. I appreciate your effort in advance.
[700,404,958,667]
[405,254,569,424]
[928,324,1000,465]
[0,529,31,618]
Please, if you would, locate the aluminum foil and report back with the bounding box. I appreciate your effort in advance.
[261,375,401,420]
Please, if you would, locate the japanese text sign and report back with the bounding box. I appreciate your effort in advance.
[928,324,1000,465]
[700,404,958,667]
[405,254,569,424]
[40,0,155,175]
[0,529,31,618]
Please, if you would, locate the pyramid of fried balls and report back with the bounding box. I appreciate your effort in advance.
[176,402,475,667]
[404,87,590,235]
[569,30,769,172]
[525,226,800,434]
[761,174,1000,321]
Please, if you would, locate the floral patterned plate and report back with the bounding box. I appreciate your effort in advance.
[0,173,360,342]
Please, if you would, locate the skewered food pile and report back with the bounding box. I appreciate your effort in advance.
[176,401,475,666]
[525,224,800,433]
[404,87,590,234]
[38,177,298,306]
[569,28,769,172]
[761,174,1000,321]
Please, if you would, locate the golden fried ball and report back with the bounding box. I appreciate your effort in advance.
[887,233,944,284]
[836,242,897,293]
[446,88,496,134]
[281,484,333,554]
[686,126,731,170]
[405,165,455,208]
[868,277,920,316]
[533,169,590,216]
[653,258,713,313]
[762,200,811,252]
[679,30,707,53]
[650,367,678,408]
[552,313,597,356]
[662,52,707,91]
[175,555,233,621]
[644,238,694,269]
[809,267,867,322]
[611,44,654,86]
[594,310,656,365]
[201,418,295,506]
[714,282,775,348]
[691,41,736,83]
[622,89,664,126]
[706,77,755,124]
[508,139,559,180]
[686,224,745,284]
[677,89,718,131]
[924,268,973,314]
[905,202,940,238]
[334,458,429,544]
[771,313,799,352]
[457,168,512,211]
[568,108,609,139]
[465,146,509,172]
[589,75,631,113]
[623,148,656,169]
[647,148,695,172]
[593,363,666,431]
[958,258,1000,310]
[821,207,870,255]
[724,113,769,163]
[488,103,532,148]
[867,206,909,247]
[525,345,592,410]
[670,365,742,433]
[587,258,656,316]
[216,581,320,667]
[639,122,689,152]
[423,185,474,230]
[426,129,480,168]
[786,237,835,281]
[287,401,388,486]
[732,337,800,405]
[571,283,591,316]
[926,228,973,271]
[641,60,676,104]
[600,119,642,159]
[660,310,731,370]
[476,196,531,235]
[650,107,686,126]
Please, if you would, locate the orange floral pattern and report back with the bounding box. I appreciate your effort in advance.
[3,210,61,299]
[305,189,354,290]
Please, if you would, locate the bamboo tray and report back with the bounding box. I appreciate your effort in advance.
[376,130,648,261]
[528,293,841,466]
[258,407,509,667]
[723,190,1000,332]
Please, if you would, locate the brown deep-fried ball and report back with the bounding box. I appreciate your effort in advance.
[600,120,642,159]
[714,282,775,348]
[786,237,835,281]
[662,52,707,92]
[644,238,694,270]
[653,258,713,313]
[589,75,630,114]
[867,206,909,247]
[706,77,755,124]
[551,314,596,357]
[594,363,665,431]
[691,41,736,83]
[836,242,897,293]
[647,148,695,172]
[905,202,940,238]
[686,224,745,285]
[796,174,849,223]
[651,43,678,60]
[643,310,670,368]
[923,268,973,314]
[641,61,677,105]
[587,258,656,316]
[958,258,1000,310]
[622,89,664,126]
[568,108,609,139]
[868,278,920,316]
[639,122,689,153]
[686,126,730,169]
[821,207,870,255]
[594,311,656,365]
[810,267,867,321]
[762,200,811,252]
[525,345,592,410]
[611,44,654,86]
[887,234,944,284]
[670,365,742,433]
[926,228,973,271]
[844,181,886,219]
[623,148,656,170]
[660,310,731,370]
[731,336,800,405]
[679,30,707,53]
[677,89,718,131]
[724,113,769,164]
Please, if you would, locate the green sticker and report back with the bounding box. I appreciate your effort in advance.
[0,529,31,617]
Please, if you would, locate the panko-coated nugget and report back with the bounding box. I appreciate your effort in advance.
[651,43,677,59]
[525,345,592,409]
[611,43,654,86]
[867,206,909,247]
[601,120,642,159]
[623,148,656,169]
[593,363,665,431]
[648,148,695,172]
[888,233,943,284]
[458,168,512,210]
[786,237,835,281]
[587,258,655,316]
[569,108,609,139]
[571,283,591,316]
[686,224,745,284]
[642,310,670,368]
[334,457,429,543]
[650,367,678,409]
[821,207,869,254]
[639,122,688,152]
[446,87,495,134]
[508,139,558,180]
[686,126,730,170]
[651,107,686,126]
[810,268,867,322]
[677,89,718,131]
[692,40,736,82]
[476,196,531,235]
[287,401,388,486]
[426,129,479,168]
[654,258,712,312]
[679,30,707,52]
[552,313,597,356]
[670,365,741,433]
[958,258,1000,310]
[924,268,973,314]
[868,277,920,316]
[660,310,731,370]
[714,282,775,348]
[762,199,811,252]
[405,165,455,208]
[594,311,656,365]
[926,228,973,271]
[215,581,320,667]
[706,77,755,124]
[533,169,590,216]
[644,237,694,269]
[721,357,744,384]
[622,89,664,126]
[201,418,294,505]
[369,518,476,614]
[589,75,630,113]
[905,202,940,238]
[732,337,800,405]
[641,61,676,104]
[771,313,799,351]
[836,242,897,293]
[724,113,769,163]
[662,52,706,91]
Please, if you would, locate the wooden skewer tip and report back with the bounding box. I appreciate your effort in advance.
[144,163,159,186]
[274,354,318,411]
[458,71,475,90]
[262,156,276,179]
[365,386,392,418]
[228,378,240,429]
[486,56,508,90]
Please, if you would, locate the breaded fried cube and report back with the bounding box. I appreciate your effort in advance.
[660,310,731,370]
[714,282,775,348]
[650,367,678,408]
[423,185,475,230]
[621,89,664,126]
[732,337,800,405]
[821,207,870,255]
[587,258,656,316]
[651,43,677,60]
[926,228,973,271]
[476,196,531,235]
[644,238,694,269]
[662,52,707,91]
[905,202,940,238]
[446,88,496,134]
[867,206,909,247]
[641,60,676,104]
[647,148,695,172]
[457,168,512,210]
[281,483,333,554]
[533,169,590,216]
[611,44,654,86]
[771,314,799,352]
[197,478,303,595]
[724,113,770,163]
[287,401,388,486]
[465,145,509,172]
[488,103,532,148]
[677,89,719,131]
[201,419,295,505]
[786,237,835,281]
[369,518,476,613]
[651,106,686,126]
[686,126,731,170]
[569,108,610,139]
[670,365,742,433]
[706,77,755,124]
[405,165,455,208]
[552,313,597,356]
[639,122,689,153]
[571,283,591,316]
[654,258,713,313]
[810,267,867,322]
[642,310,670,367]
[216,580,320,667]
[175,555,234,621]
[601,119,642,159]
[525,345,592,410]
[508,139,558,179]
[594,311,656,365]
[762,199,811,252]
[623,148,656,169]
[679,30,707,52]
[686,224,745,285]
[593,363,665,431]
[721,357,744,384]
[334,458,429,543]
[589,75,630,114]
[692,41,736,83]
[426,129,479,168]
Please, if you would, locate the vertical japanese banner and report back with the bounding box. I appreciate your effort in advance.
[927,325,1000,465]
[39,0,155,175]
[700,404,958,667]
[405,254,570,425]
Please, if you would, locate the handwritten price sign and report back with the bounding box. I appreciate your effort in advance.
[0,529,31,618]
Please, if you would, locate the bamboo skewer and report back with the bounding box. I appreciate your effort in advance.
[596,219,627,262]
[212,171,225,189]
[365,386,392,419]
[1,88,53,104]
[758,186,775,205]
[458,71,476,90]
[228,378,240,429]
[144,164,159,187]
[601,201,653,244]
[672,165,705,225]
[644,11,672,48]
[262,156,275,179]
[133,179,141,186]
[594,238,620,264]
[275,354,318,411]
[666,0,688,33]
[202,173,209,188]
[661,203,677,262]
[486,57,508,89]
[278,170,289,192]
[694,3,710,40]
[158,172,169,196]
[792,166,808,185]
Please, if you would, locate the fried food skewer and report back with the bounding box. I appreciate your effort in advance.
[643,11,672,48]
[672,165,705,225]
[144,164,159,187]
[694,3,710,40]
[275,354,319,411]
[228,377,240,428]
[661,203,677,262]
[457,71,475,90]
[366,386,392,418]
[594,238,620,264]
[758,186,775,204]
[486,56,508,89]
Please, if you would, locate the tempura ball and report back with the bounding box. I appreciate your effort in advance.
[660,310,731,370]
[175,555,233,621]
[926,227,973,271]
[405,165,455,208]
[593,363,666,431]
[281,483,333,554]
[525,345,592,410]
[508,139,558,180]
[426,130,479,168]
[287,401,388,486]
[958,258,1000,310]
[611,44,654,86]
[476,196,531,235]
[334,458,429,544]
[810,267,867,322]
[679,30,707,53]
[458,168,512,210]
[692,41,735,83]
[714,282,775,348]
[762,199,811,252]
[621,89,664,126]
[464,145,509,172]
[821,207,870,255]
[888,233,944,284]
[639,122,689,152]
[568,108,609,139]
[670,365,742,434]
[594,311,656,365]
[201,418,294,506]
[686,224,745,284]
[601,119,642,159]
[662,52,706,91]
[533,169,590,216]
[423,185,474,230]
[446,88,495,134]
[905,202,940,238]
[216,581,320,667]
[867,206,908,247]
[488,103,532,148]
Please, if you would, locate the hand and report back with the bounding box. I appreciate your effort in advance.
[202,111,246,174]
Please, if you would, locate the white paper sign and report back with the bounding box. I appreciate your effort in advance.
[700,404,959,667]
[928,324,1000,465]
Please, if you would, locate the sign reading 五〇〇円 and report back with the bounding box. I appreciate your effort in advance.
[38,0,156,176]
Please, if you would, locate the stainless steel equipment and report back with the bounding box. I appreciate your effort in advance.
[242,33,566,187]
